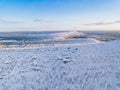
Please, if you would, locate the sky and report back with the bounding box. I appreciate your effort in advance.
[0,0,120,31]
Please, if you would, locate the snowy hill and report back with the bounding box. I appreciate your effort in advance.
[0,40,120,90]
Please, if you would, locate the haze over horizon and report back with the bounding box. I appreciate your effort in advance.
[0,0,120,31]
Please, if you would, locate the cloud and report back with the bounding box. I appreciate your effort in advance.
[114,20,120,23]
[34,18,48,22]
[84,20,120,26]
[0,19,23,24]
[34,18,55,24]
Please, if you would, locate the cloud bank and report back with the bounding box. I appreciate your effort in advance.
[84,20,120,26]
[0,19,23,24]
[34,18,55,24]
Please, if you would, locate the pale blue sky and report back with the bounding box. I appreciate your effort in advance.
[0,0,120,31]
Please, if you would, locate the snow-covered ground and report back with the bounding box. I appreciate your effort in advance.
[0,40,120,90]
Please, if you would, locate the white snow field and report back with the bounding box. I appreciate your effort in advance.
[0,40,120,90]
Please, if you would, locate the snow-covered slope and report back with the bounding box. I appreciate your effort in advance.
[0,40,120,90]
[54,31,86,40]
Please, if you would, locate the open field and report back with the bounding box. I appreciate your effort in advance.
[0,39,120,90]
